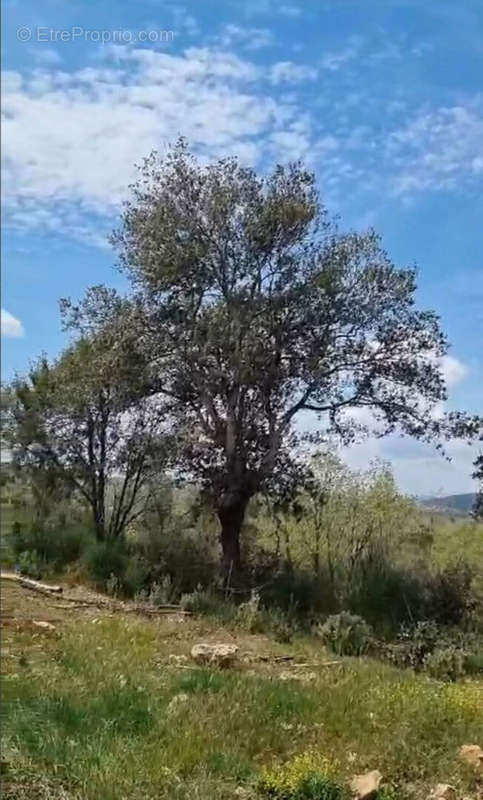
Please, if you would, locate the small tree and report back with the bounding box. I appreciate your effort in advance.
[473,454,483,519]
[111,140,467,578]
[6,287,173,540]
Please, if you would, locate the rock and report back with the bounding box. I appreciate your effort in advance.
[167,693,189,713]
[428,785,457,800]
[168,654,188,665]
[191,643,239,668]
[233,787,251,798]
[459,744,483,772]
[32,620,56,632]
[350,770,383,799]
[279,670,316,683]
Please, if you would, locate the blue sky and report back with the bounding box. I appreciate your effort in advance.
[2,0,482,495]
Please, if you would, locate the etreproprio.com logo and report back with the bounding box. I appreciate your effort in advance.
[17,26,175,44]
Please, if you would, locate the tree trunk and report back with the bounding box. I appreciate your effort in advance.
[217,495,249,583]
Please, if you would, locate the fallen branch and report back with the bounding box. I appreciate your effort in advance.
[121,605,192,616]
[1,572,62,595]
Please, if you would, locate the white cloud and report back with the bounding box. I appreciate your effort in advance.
[320,42,361,71]
[1,309,24,338]
[31,48,62,66]
[269,61,318,84]
[279,4,302,16]
[220,24,274,50]
[3,38,483,240]
[389,99,483,196]
[440,355,468,387]
[2,46,307,232]
[341,434,478,496]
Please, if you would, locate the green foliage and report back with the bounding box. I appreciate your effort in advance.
[235,591,266,633]
[428,562,476,626]
[379,622,481,681]
[258,751,347,799]
[317,612,373,656]
[3,603,482,800]
[17,550,43,579]
[268,607,296,644]
[179,587,234,622]
[110,140,464,575]
[84,540,129,590]
[9,512,92,575]
[423,646,467,682]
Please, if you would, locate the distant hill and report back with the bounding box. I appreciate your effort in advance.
[419,493,476,516]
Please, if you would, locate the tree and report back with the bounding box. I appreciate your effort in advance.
[110,140,463,578]
[473,454,483,519]
[6,287,173,541]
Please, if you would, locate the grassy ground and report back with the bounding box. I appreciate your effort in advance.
[2,579,482,800]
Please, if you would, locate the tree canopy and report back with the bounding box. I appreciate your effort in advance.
[109,140,462,575]
[6,287,173,540]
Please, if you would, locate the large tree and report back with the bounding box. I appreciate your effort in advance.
[110,140,465,577]
[6,287,173,540]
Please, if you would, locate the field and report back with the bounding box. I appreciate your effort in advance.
[2,577,482,800]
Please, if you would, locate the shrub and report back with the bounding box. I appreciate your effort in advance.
[17,549,43,579]
[151,575,176,605]
[235,591,265,633]
[347,560,430,635]
[258,751,347,799]
[122,557,149,598]
[317,612,373,656]
[464,649,483,675]
[84,540,129,590]
[9,518,91,570]
[396,620,440,668]
[180,587,236,624]
[261,567,338,618]
[423,646,467,682]
[427,562,476,626]
[267,607,296,644]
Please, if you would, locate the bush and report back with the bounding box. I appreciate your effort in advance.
[316,612,373,656]
[10,518,91,571]
[235,591,265,633]
[260,567,338,618]
[258,751,347,799]
[428,562,476,626]
[84,540,129,590]
[395,620,441,668]
[180,587,236,624]
[17,549,43,579]
[423,646,467,682]
[268,607,296,644]
[135,575,178,606]
[347,560,431,635]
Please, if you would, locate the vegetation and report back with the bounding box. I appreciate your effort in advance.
[2,143,482,798]
[4,288,173,542]
[2,587,482,800]
[109,140,477,579]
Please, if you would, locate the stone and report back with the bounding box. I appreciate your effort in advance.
[191,643,239,668]
[32,620,56,632]
[428,785,457,800]
[168,654,188,665]
[350,770,383,799]
[279,670,317,683]
[459,744,483,772]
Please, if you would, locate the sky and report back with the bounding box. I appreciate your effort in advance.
[1,0,482,497]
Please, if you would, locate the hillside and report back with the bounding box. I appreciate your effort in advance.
[420,493,476,516]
